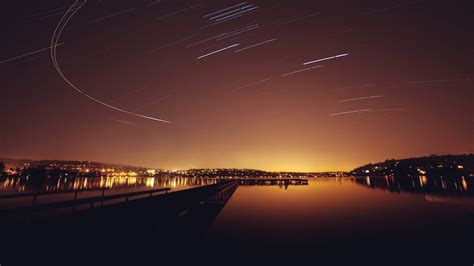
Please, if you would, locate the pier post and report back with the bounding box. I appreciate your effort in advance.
[31,193,38,207]
[101,188,105,206]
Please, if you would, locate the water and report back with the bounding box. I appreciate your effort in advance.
[0,176,217,209]
[1,175,473,263]
[208,177,474,263]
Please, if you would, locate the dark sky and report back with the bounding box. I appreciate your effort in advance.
[1,0,473,171]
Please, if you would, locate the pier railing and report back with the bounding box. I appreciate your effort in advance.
[0,187,170,217]
[0,187,109,202]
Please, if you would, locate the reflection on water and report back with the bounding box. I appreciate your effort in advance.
[354,175,474,196]
[0,176,217,194]
[209,178,474,261]
[0,176,218,210]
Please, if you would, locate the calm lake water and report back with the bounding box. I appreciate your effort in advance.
[1,176,473,263]
[207,177,474,263]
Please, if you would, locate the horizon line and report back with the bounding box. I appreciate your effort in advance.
[1,153,473,174]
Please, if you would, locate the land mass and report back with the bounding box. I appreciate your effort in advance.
[351,154,474,177]
[1,154,473,180]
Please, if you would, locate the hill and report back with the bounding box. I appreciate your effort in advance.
[351,154,474,177]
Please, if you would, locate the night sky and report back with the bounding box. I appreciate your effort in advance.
[1,0,473,171]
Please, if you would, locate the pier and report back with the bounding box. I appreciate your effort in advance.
[0,178,307,224]
[238,178,309,186]
[0,178,314,264]
[0,178,308,263]
[0,187,170,222]
[0,180,239,254]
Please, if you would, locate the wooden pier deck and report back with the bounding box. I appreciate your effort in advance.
[0,180,239,260]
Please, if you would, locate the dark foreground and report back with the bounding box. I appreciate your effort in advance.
[1,178,474,265]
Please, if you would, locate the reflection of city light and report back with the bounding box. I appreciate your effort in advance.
[419,176,428,187]
[146,178,155,188]
[461,176,468,190]
[0,176,219,194]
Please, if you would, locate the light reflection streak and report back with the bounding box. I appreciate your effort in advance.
[0,177,218,194]
[356,176,474,196]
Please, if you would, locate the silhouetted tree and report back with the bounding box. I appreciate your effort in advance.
[351,154,474,177]
[0,162,5,179]
[23,166,48,189]
[49,168,61,179]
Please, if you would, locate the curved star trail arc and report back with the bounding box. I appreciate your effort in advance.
[50,0,170,124]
